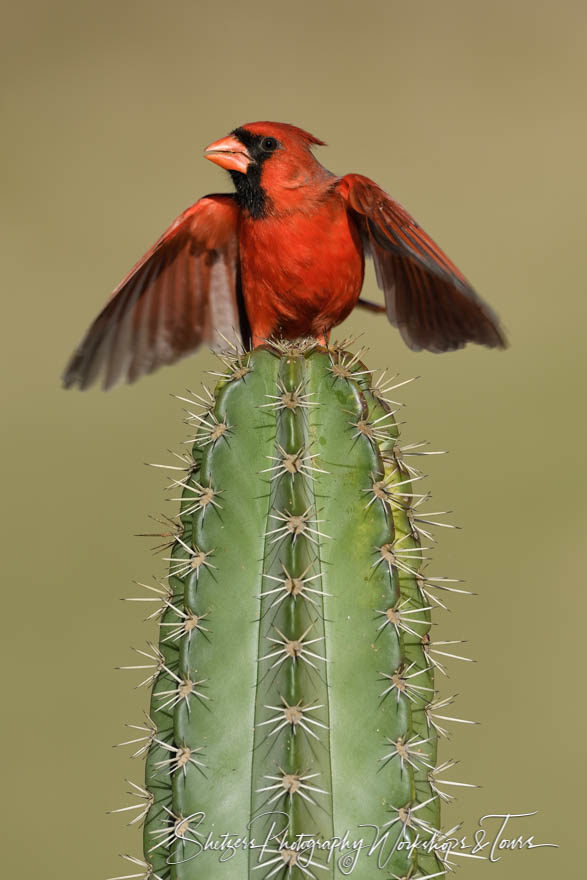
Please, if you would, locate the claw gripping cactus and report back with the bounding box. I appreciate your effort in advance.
[116,340,469,880]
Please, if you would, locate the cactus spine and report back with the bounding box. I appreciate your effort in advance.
[115,340,471,880]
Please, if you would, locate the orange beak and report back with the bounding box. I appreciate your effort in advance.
[204,135,252,174]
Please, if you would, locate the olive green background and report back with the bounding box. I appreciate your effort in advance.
[2,1,585,877]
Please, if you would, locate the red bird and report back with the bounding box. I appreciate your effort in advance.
[63,121,506,389]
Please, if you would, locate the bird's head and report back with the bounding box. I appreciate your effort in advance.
[204,121,330,218]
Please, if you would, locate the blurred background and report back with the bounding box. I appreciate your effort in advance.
[1,1,585,877]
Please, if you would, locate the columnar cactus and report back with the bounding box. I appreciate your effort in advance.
[114,340,473,880]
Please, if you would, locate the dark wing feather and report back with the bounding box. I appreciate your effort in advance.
[63,194,247,390]
[339,174,506,352]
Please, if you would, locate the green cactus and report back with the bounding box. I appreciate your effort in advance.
[114,339,473,880]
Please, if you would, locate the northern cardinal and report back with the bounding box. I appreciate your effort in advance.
[63,121,506,390]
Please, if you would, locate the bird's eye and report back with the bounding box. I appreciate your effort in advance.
[261,137,278,152]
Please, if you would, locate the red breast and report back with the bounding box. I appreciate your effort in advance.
[238,185,365,340]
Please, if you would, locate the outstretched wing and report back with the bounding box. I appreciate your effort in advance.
[338,174,506,352]
[62,194,247,390]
